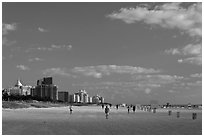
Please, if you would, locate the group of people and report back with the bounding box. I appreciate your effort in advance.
[103,104,137,119]
[68,104,137,119]
[127,105,136,113]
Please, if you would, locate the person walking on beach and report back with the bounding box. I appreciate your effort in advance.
[109,104,112,108]
[105,106,110,119]
[69,105,73,114]
[102,104,104,109]
[116,104,119,110]
[127,105,130,114]
[133,105,136,113]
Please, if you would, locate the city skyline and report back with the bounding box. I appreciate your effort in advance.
[2,2,202,104]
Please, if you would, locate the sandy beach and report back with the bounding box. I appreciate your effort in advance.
[2,106,202,135]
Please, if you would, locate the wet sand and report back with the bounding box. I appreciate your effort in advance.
[2,106,202,135]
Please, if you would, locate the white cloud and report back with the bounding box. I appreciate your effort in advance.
[51,44,72,50]
[182,43,201,55]
[107,3,201,37]
[132,74,183,85]
[167,43,201,55]
[25,44,72,53]
[178,55,201,65]
[190,73,202,78]
[72,65,161,78]
[42,68,74,77]
[165,48,180,55]
[2,37,16,46]
[28,57,44,62]
[186,81,202,86]
[166,43,201,66]
[2,23,17,46]
[37,47,53,51]
[38,27,47,32]
[2,23,17,35]
[16,65,30,71]
[72,73,183,94]
[168,90,177,93]
[107,3,202,66]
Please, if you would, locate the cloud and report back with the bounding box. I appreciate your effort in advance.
[36,47,53,51]
[25,44,72,53]
[72,73,184,94]
[51,44,72,50]
[190,73,202,78]
[73,81,161,89]
[107,3,202,66]
[38,27,47,32]
[72,65,161,78]
[168,90,177,93]
[178,55,201,65]
[166,43,201,66]
[132,74,184,91]
[166,43,201,56]
[2,23,17,46]
[165,48,180,55]
[186,81,202,86]
[28,57,44,62]
[182,43,201,55]
[2,37,16,46]
[16,65,30,71]
[2,23,17,35]
[42,68,74,77]
[107,3,201,37]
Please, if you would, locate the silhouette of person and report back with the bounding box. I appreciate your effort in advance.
[127,106,130,114]
[133,105,136,113]
[69,105,73,114]
[105,106,110,119]
[109,104,112,108]
[102,104,104,109]
[116,104,119,110]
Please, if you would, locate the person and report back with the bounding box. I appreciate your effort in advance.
[116,104,119,110]
[69,105,73,114]
[133,105,136,113]
[102,104,104,109]
[109,104,112,108]
[127,105,130,114]
[105,106,110,119]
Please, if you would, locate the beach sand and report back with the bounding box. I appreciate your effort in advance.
[2,106,202,135]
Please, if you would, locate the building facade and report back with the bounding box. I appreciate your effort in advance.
[58,91,69,102]
[33,77,58,101]
[9,79,32,96]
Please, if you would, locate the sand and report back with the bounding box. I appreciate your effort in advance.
[2,106,202,135]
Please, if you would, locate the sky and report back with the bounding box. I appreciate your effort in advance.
[2,2,202,105]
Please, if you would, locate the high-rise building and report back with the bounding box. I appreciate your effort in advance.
[31,86,36,96]
[43,77,53,85]
[74,90,89,103]
[58,91,69,102]
[75,94,80,103]
[69,94,76,103]
[33,77,58,101]
[88,96,92,103]
[100,97,104,103]
[84,94,89,103]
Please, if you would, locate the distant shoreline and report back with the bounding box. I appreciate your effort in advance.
[2,101,105,109]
